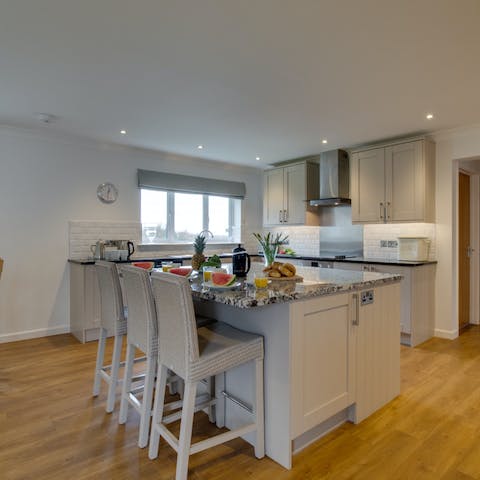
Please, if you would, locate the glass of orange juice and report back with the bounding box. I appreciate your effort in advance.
[203,266,214,283]
[161,261,173,272]
[254,273,269,289]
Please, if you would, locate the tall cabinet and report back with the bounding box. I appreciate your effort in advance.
[263,161,319,226]
[350,138,435,223]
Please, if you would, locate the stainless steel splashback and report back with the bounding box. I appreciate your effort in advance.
[319,206,363,257]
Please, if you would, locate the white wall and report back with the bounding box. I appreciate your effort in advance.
[433,124,480,339]
[0,126,263,342]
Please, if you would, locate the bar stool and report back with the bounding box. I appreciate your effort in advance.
[93,261,127,413]
[118,265,159,447]
[148,272,265,480]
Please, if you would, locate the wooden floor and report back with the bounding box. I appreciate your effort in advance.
[2,329,480,480]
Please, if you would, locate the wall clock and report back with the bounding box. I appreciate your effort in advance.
[97,182,118,204]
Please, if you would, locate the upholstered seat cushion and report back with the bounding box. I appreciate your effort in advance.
[187,322,263,383]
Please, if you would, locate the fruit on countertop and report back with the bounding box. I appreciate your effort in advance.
[278,247,296,256]
[199,254,222,271]
[211,272,236,286]
[191,234,207,270]
[169,267,193,277]
[132,261,155,271]
[263,262,296,278]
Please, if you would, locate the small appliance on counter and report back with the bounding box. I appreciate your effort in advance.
[232,244,251,277]
[398,237,431,261]
[102,239,135,261]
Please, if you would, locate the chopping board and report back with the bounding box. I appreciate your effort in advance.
[267,274,303,282]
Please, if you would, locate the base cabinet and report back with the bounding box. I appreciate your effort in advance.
[290,293,356,437]
[291,283,400,438]
[70,262,102,343]
[333,262,435,346]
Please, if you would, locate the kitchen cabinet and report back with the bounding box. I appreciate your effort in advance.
[263,161,319,226]
[70,262,103,343]
[333,261,435,346]
[290,293,356,436]
[350,138,435,223]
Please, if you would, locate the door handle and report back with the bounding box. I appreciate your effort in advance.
[379,202,384,221]
[283,210,288,223]
[386,202,391,220]
[279,210,283,223]
[352,293,359,326]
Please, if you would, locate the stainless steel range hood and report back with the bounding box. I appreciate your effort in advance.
[310,149,350,207]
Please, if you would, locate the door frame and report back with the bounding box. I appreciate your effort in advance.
[455,164,479,328]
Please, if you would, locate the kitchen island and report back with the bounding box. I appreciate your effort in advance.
[192,265,402,469]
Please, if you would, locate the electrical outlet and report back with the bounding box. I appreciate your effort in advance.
[380,240,388,247]
[387,240,398,248]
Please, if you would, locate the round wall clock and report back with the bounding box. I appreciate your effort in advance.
[97,182,118,204]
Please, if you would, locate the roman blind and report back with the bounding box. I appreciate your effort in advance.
[137,169,246,199]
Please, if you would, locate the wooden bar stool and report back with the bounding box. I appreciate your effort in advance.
[93,261,127,413]
[149,272,265,480]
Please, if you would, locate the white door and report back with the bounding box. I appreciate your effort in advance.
[386,140,424,221]
[351,148,386,223]
[284,163,306,224]
[263,168,284,226]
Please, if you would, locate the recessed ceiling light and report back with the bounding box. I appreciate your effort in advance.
[322,139,328,144]
[426,113,434,120]
[256,156,261,161]
[120,130,127,135]
[197,145,204,150]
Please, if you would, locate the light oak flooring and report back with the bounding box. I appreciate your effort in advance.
[2,328,480,479]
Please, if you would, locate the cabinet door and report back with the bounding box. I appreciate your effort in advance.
[354,283,400,423]
[386,140,424,221]
[351,148,386,223]
[283,163,307,224]
[263,168,284,226]
[291,294,356,437]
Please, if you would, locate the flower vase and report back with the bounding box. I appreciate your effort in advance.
[263,244,278,267]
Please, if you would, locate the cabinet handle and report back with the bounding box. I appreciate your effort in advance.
[279,210,283,223]
[379,202,384,220]
[283,209,288,223]
[386,202,391,220]
[352,293,359,326]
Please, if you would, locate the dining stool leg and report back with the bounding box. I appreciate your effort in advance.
[93,328,107,397]
[254,358,265,459]
[176,382,197,480]
[106,334,123,413]
[138,355,156,448]
[148,364,169,460]
[206,377,215,423]
[119,342,135,424]
[214,373,225,428]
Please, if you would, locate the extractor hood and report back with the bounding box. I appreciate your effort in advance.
[309,149,351,207]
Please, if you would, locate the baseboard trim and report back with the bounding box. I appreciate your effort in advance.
[434,328,458,340]
[0,325,70,344]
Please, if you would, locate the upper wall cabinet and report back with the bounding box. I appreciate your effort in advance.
[350,138,435,223]
[263,161,319,226]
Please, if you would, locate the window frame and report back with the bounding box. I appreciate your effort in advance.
[141,188,241,244]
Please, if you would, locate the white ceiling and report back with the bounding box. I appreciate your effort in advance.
[1,0,480,167]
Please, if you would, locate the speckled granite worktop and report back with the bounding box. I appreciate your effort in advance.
[188,264,402,309]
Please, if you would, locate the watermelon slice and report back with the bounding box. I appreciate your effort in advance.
[169,267,193,277]
[132,261,155,271]
[211,272,236,286]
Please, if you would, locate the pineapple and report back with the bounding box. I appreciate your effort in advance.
[191,234,206,270]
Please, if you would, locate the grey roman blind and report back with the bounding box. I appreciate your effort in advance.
[137,169,246,199]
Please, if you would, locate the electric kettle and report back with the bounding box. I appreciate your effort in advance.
[90,240,105,260]
[232,244,251,277]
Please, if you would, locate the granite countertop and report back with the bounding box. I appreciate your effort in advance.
[188,264,402,309]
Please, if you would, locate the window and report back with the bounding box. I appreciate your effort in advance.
[141,189,241,244]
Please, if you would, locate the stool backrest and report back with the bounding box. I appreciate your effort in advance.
[120,265,158,355]
[95,261,126,335]
[150,272,199,377]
